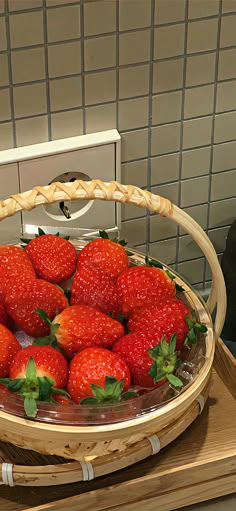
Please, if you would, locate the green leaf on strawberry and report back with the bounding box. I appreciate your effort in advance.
[35,308,51,325]
[184,312,207,347]
[165,270,185,292]
[26,356,37,378]
[37,227,45,237]
[8,379,24,392]
[148,335,183,388]
[99,230,109,239]
[20,238,31,245]
[24,396,37,418]
[33,309,62,352]
[145,256,163,269]
[20,227,70,245]
[167,374,183,387]
[81,375,137,405]
[117,239,127,247]
[99,230,128,248]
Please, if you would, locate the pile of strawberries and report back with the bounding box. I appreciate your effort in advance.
[0,230,207,420]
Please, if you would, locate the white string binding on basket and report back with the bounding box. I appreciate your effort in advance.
[0,463,14,486]
[148,435,161,455]
[79,460,94,481]
[197,394,205,414]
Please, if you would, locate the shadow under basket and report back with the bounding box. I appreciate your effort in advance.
[0,179,234,487]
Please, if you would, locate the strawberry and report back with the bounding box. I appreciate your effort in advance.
[0,383,11,394]
[67,347,133,404]
[0,345,69,417]
[0,325,21,377]
[128,298,207,351]
[113,332,161,387]
[9,345,68,386]
[113,333,183,388]
[71,265,120,315]
[5,280,68,337]
[0,296,13,330]
[0,245,36,298]
[35,305,124,359]
[24,230,77,284]
[52,393,72,406]
[78,232,129,280]
[116,266,176,316]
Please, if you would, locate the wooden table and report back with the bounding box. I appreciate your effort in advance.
[1,372,236,511]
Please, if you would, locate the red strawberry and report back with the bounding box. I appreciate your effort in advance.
[9,345,68,387]
[0,383,11,394]
[113,333,183,388]
[67,347,132,404]
[0,296,13,330]
[78,237,129,279]
[50,305,124,358]
[128,298,191,351]
[116,266,176,316]
[71,265,120,315]
[25,232,77,284]
[0,325,21,377]
[52,393,72,406]
[0,346,69,417]
[113,332,161,387]
[5,280,68,337]
[0,245,36,297]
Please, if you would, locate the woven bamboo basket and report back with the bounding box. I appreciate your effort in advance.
[0,179,233,486]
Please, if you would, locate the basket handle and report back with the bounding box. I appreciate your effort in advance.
[0,179,226,340]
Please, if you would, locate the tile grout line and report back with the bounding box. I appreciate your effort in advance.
[42,0,51,141]
[1,43,236,76]
[146,0,155,255]
[121,138,236,162]
[0,77,232,93]
[4,0,16,147]
[1,74,236,93]
[150,171,236,187]
[2,104,236,129]
[1,5,235,23]
[175,0,189,272]
[123,200,235,224]
[203,0,223,289]
[2,40,236,63]
[80,0,86,134]
[0,1,81,17]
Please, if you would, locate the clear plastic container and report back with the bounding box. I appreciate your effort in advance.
[0,241,212,425]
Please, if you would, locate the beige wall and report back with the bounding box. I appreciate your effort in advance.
[0,0,236,288]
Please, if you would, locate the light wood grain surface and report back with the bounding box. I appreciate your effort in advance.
[1,372,235,511]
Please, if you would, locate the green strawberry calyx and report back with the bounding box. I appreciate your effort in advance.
[148,335,183,388]
[99,230,133,255]
[21,227,70,245]
[184,310,207,347]
[32,308,62,351]
[0,357,69,418]
[99,230,127,247]
[80,376,137,405]
[145,256,185,292]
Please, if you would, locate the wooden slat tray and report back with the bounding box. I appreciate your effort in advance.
[1,372,235,511]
